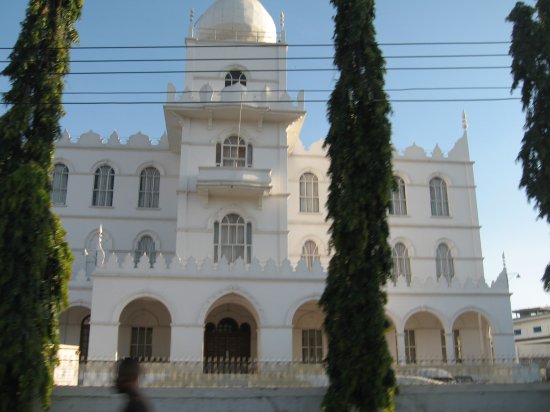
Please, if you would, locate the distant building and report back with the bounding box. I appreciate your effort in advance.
[513,307,550,358]
[56,0,515,367]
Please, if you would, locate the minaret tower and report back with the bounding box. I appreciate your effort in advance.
[164,0,305,264]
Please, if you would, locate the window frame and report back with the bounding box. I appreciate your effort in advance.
[216,136,252,168]
[429,177,449,216]
[51,163,69,206]
[134,235,156,268]
[436,243,454,282]
[389,176,407,215]
[138,166,160,209]
[301,240,320,271]
[299,172,320,213]
[404,329,417,364]
[225,70,247,87]
[92,165,115,207]
[214,214,252,264]
[301,329,323,364]
[391,242,411,285]
[130,326,153,359]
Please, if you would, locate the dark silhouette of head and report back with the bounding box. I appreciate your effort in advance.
[116,358,140,394]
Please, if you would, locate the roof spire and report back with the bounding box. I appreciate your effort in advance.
[189,8,195,38]
[462,110,468,131]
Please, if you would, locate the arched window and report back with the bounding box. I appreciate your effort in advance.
[51,163,69,205]
[436,243,454,282]
[134,235,156,268]
[301,240,320,271]
[299,173,319,213]
[216,136,252,167]
[92,165,115,207]
[430,177,449,216]
[392,242,411,285]
[138,167,160,208]
[213,214,252,264]
[390,176,407,215]
[225,70,247,87]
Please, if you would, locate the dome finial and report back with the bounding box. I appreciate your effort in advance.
[462,110,468,130]
[280,11,285,42]
[189,8,195,38]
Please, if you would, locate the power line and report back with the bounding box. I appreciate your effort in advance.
[0,53,511,64]
[9,66,508,76]
[1,98,520,106]
[0,86,513,96]
[0,40,511,51]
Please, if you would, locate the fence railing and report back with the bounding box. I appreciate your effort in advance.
[54,358,547,388]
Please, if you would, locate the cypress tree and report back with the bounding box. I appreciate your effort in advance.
[507,0,550,291]
[320,0,395,410]
[0,1,82,410]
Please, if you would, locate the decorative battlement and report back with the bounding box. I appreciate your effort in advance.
[56,129,169,149]
[69,252,507,294]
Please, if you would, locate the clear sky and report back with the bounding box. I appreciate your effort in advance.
[1,0,548,310]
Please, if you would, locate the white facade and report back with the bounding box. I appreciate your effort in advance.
[56,0,515,367]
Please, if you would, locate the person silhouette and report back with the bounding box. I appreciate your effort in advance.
[115,358,152,412]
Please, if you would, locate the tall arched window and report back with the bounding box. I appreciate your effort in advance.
[436,243,454,282]
[135,235,156,268]
[392,242,411,285]
[299,173,319,213]
[430,177,449,216]
[213,214,252,264]
[92,165,115,207]
[390,176,407,215]
[51,163,69,205]
[216,136,252,167]
[225,70,246,87]
[138,167,160,208]
[301,240,320,271]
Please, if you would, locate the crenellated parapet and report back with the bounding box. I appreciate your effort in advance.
[56,129,169,149]
[68,253,509,294]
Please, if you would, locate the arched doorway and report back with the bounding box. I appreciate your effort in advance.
[403,311,446,364]
[59,305,91,361]
[452,311,493,363]
[203,294,258,373]
[291,301,326,364]
[118,297,172,361]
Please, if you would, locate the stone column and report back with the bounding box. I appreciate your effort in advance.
[87,322,118,360]
[396,332,407,365]
[445,331,456,364]
[170,324,203,360]
[259,326,293,360]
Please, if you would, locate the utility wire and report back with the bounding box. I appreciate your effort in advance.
[14,66,508,76]
[3,98,521,106]
[0,40,511,51]
[0,53,511,64]
[0,86,513,96]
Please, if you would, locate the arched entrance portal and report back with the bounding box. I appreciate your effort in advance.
[291,300,326,363]
[59,305,91,361]
[203,294,258,373]
[117,297,172,361]
[403,311,446,364]
[452,311,493,363]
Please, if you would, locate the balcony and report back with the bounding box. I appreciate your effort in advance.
[196,167,272,201]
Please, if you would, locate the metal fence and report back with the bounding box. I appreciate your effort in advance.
[54,357,547,388]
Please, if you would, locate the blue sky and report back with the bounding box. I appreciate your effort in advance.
[1,0,548,310]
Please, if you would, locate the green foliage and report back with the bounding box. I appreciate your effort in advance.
[320,0,395,410]
[0,0,81,410]
[507,1,550,291]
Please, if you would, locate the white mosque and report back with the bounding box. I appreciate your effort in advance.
[55,0,516,369]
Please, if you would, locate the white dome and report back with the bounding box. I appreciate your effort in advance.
[196,0,277,43]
